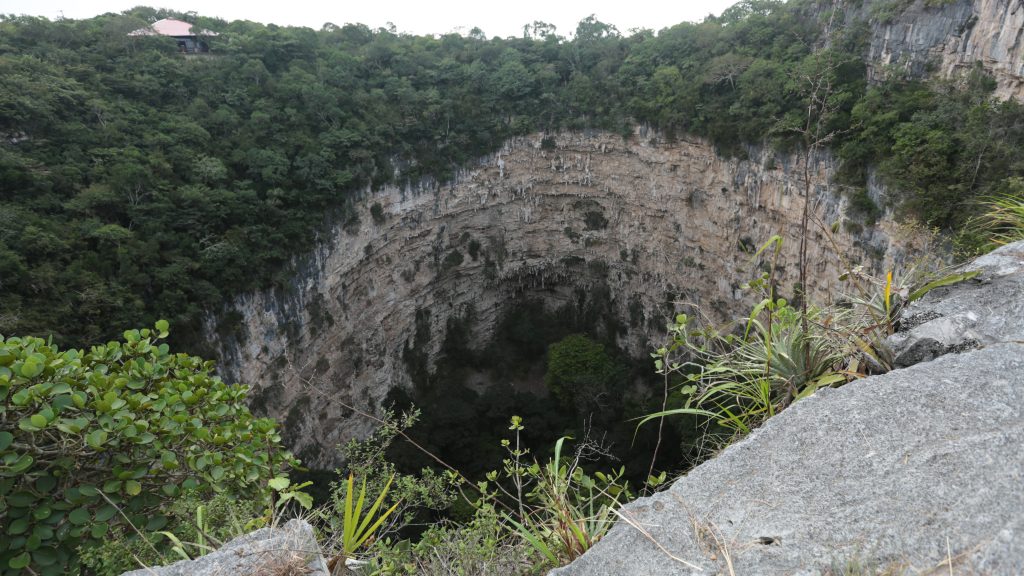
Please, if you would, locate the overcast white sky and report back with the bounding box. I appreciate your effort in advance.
[2,0,739,37]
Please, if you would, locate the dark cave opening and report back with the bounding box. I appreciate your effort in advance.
[382,282,707,504]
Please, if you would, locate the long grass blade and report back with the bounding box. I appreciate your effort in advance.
[351,501,400,551]
[567,520,590,553]
[343,473,355,551]
[635,407,719,429]
[908,271,979,302]
[354,473,394,541]
[157,532,191,561]
[504,514,558,564]
[353,476,368,537]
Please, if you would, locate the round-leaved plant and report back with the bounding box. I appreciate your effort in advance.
[0,321,299,575]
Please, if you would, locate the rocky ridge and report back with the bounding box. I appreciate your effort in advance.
[553,240,1024,575]
[890,240,1024,366]
[204,129,927,467]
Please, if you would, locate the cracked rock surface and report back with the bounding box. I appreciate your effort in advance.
[554,343,1024,575]
[889,240,1024,367]
[863,0,1024,100]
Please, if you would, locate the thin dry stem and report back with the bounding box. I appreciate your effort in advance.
[611,507,704,571]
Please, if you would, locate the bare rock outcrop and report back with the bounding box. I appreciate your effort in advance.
[553,241,1024,575]
[864,0,1024,100]
[890,240,1024,366]
[120,519,329,576]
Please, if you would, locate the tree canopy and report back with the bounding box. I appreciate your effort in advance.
[1,3,1021,348]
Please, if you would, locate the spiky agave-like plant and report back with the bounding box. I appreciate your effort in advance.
[969,192,1024,251]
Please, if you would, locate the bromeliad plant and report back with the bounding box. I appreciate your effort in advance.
[639,234,981,450]
[319,472,401,571]
[641,304,844,442]
[835,265,979,374]
[0,322,299,575]
[339,473,400,557]
[640,236,847,444]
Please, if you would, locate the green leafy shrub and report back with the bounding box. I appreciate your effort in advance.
[583,211,608,231]
[373,504,535,575]
[441,249,465,272]
[370,203,386,225]
[545,334,625,415]
[467,239,482,261]
[0,322,298,575]
[488,420,631,568]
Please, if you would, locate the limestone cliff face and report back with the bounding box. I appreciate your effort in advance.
[864,0,1024,100]
[204,130,921,467]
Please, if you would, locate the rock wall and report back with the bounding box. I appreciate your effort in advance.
[864,0,1024,100]
[553,240,1024,576]
[204,129,923,467]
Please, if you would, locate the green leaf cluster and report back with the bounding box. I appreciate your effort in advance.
[485,424,631,568]
[0,322,298,575]
[372,503,534,575]
[544,334,625,415]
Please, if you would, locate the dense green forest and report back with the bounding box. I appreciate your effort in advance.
[4,0,1024,349]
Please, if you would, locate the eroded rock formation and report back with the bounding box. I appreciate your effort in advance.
[864,0,1024,99]
[205,130,924,466]
[889,239,1024,365]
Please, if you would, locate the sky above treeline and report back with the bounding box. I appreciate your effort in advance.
[3,0,739,37]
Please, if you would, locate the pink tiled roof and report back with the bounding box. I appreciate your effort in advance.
[128,18,218,37]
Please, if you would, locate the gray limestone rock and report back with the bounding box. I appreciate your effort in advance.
[889,240,1024,368]
[862,0,975,80]
[120,518,329,576]
[552,342,1024,575]
[860,0,1024,100]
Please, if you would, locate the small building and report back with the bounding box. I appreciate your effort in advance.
[128,18,219,54]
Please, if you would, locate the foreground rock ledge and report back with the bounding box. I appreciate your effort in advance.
[890,240,1024,367]
[121,519,329,576]
[553,343,1024,575]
